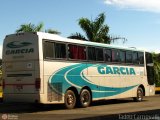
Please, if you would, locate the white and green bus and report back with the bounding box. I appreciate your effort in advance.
[2,32,155,109]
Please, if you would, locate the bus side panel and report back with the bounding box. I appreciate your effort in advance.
[86,64,145,100]
[43,62,89,104]
[43,62,148,103]
[43,61,68,103]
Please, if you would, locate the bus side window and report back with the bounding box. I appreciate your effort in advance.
[112,49,119,62]
[68,44,76,59]
[68,44,86,60]
[119,50,126,63]
[43,41,54,59]
[96,48,104,61]
[138,52,144,65]
[88,47,96,61]
[133,52,138,64]
[104,49,111,62]
[55,43,66,59]
[126,51,132,64]
[78,46,86,60]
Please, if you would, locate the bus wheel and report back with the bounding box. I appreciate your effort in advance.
[79,89,91,108]
[133,87,143,102]
[64,90,76,109]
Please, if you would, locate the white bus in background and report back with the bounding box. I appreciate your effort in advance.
[2,32,155,109]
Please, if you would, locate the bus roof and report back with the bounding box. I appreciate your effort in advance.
[37,32,146,52]
[5,32,145,52]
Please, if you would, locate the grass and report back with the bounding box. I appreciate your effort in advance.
[155,87,160,91]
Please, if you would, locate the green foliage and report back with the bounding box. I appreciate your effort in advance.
[68,32,87,41]
[45,29,61,34]
[68,13,111,43]
[16,23,60,34]
[16,23,44,33]
[152,53,160,87]
[68,13,126,44]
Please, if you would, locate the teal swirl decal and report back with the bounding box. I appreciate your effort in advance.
[49,64,138,99]
[7,41,32,48]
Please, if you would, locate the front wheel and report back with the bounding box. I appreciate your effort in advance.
[79,89,91,108]
[64,90,76,109]
[133,87,144,102]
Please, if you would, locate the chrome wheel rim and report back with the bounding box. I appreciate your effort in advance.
[137,89,143,101]
[67,94,74,106]
[81,92,89,105]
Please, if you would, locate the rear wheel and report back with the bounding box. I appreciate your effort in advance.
[79,89,91,108]
[64,90,76,109]
[133,87,144,102]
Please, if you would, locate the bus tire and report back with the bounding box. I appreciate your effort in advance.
[64,90,76,109]
[79,89,91,108]
[133,87,144,102]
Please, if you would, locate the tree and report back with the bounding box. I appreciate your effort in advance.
[45,29,61,34]
[68,13,126,44]
[16,23,60,34]
[16,23,44,33]
[152,53,160,87]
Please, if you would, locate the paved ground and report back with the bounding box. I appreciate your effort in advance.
[0,95,160,120]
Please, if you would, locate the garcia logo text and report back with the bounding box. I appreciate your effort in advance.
[6,41,34,55]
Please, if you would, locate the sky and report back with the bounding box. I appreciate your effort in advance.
[0,0,160,58]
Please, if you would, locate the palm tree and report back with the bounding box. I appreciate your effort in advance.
[16,23,44,33]
[68,13,110,43]
[16,23,60,34]
[68,13,126,44]
[45,29,61,34]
